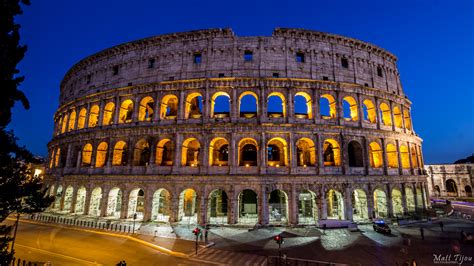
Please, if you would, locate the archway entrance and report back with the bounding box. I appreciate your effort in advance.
[75,186,86,214]
[416,188,423,209]
[298,190,318,225]
[62,186,74,211]
[53,185,63,209]
[89,187,102,217]
[207,189,228,224]
[106,188,122,218]
[327,189,344,220]
[405,187,415,213]
[466,186,472,197]
[151,189,171,222]
[268,190,288,224]
[445,179,458,197]
[352,189,368,221]
[128,189,145,220]
[392,188,403,217]
[373,189,388,218]
[238,189,258,224]
[178,189,197,224]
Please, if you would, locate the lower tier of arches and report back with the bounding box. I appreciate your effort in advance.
[45,174,429,225]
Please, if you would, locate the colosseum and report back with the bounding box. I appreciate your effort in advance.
[45,28,429,227]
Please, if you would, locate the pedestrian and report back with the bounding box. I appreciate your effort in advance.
[204,229,208,243]
[420,227,424,240]
[439,221,444,232]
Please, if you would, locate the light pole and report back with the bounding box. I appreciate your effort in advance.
[193,227,201,255]
[132,213,137,234]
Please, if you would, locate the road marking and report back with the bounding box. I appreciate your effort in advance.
[16,243,101,265]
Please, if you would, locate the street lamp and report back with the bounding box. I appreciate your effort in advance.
[193,227,201,255]
[273,234,284,265]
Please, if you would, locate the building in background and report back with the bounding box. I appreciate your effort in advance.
[425,164,473,198]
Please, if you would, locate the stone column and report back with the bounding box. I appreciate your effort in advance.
[344,185,353,221]
[381,138,388,175]
[259,132,267,174]
[70,187,78,213]
[374,97,381,130]
[83,103,91,129]
[177,90,185,123]
[320,186,327,220]
[153,90,161,123]
[83,186,92,215]
[407,142,415,175]
[113,96,120,124]
[400,105,407,133]
[356,93,363,127]
[65,144,73,168]
[396,140,403,175]
[258,186,269,225]
[203,87,210,123]
[120,189,129,219]
[317,134,324,174]
[131,95,140,122]
[289,133,297,171]
[228,194,238,224]
[99,187,110,217]
[200,135,209,174]
[230,133,237,174]
[289,185,298,225]
[169,195,179,223]
[412,182,419,213]
[386,184,393,218]
[198,192,208,226]
[173,133,182,172]
[312,88,319,123]
[401,183,408,215]
[259,86,267,122]
[367,185,374,219]
[421,183,427,210]
[362,137,370,175]
[340,135,346,175]
[231,88,238,122]
[389,101,396,131]
[287,88,294,123]
[143,189,154,222]
[98,100,105,127]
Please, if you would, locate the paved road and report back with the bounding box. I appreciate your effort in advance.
[6,220,205,266]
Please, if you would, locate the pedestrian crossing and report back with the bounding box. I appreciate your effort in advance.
[190,247,266,266]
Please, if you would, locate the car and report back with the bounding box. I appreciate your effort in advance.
[373,221,391,234]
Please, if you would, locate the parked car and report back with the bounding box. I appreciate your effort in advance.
[373,221,391,234]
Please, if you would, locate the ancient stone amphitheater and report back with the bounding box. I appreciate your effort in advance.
[45,28,428,227]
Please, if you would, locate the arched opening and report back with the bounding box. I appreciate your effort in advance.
[133,139,150,166]
[54,148,61,167]
[369,142,383,168]
[106,187,122,218]
[392,188,403,217]
[239,138,258,166]
[49,184,56,197]
[138,96,154,121]
[238,189,258,224]
[410,146,419,168]
[160,94,178,119]
[295,92,313,119]
[298,190,318,224]
[348,141,363,167]
[61,114,68,134]
[342,96,358,121]
[320,94,336,119]
[239,91,258,118]
[400,145,410,168]
[88,105,100,128]
[267,138,288,167]
[77,108,87,129]
[81,143,93,167]
[211,92,230,118]
[155,139,174,166]
[267,92,286,118]
[434,185,441,197]
[112,141,128,166]
[53,185,63,209]
[405,187,415,213]
[119,99,134,123]
[393,106,403,128]
[327,189,344,220]
[416,188,423,209]
[208,189,228,224]
[465,186,472,197]
[62,186,74,211]
[68,110,76,132]
[323,139,341,166]
[379,103,392,126]
[446,179,458,196]
[151,189,171,222]
[56,117,63,135]
[386,144,398,168]
[269,190,288,224]
[296,138,316,166]
[102,102,115,125]
[362,99,376,123]
[182,138,200,167]
[352,189,368,221]
[89,187,102,217]
[75,186,86,214]
[95,142,108,168]
[373,189,388,218]
[209,138,229,166]
[128,188,145,220]
[184,93,203,119]
[403,109,412,130]
[178,188,197,223]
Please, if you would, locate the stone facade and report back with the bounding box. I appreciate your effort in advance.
[45,28,428,226]
[425,164,473,198]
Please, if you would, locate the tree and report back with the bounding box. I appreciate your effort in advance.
[0,1,54,264]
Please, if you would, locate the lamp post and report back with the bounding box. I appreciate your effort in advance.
[273,234,284,265]
[132,213,137,234]
[193,227,201,255]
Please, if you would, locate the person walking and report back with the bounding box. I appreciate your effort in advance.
[420,227,424,240]
[439,221,444,232]
[204,228,208,243]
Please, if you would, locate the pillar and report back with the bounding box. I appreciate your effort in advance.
[259,186,269,225]
[260,132,267,174]
[401,183,408,215]
[100,187,110,217]
[169,195,179,223]
[320,186,327,220]
[120,189,129,219]
[113,96,120,124]
[289,185,298,225]
[287,88,294,123]
[231,88,238,122]
[344,185,353,221]
[70,187,78,213]
[98,100,105,127]
[412,182,419,213]
[143,190,153,222]
[386,184,393,218]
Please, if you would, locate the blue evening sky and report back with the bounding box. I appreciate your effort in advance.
[9,0,473,164]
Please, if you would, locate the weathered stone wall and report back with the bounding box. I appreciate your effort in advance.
[425,164,473,197]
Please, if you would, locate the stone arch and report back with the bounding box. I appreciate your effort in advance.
[298,189,318,224]
[379,103,392,126]
[238,138,259,166]
[207,189,228,224]
[405,186,415,213]
[54,147,61,167]
[119,99,134,123]
[128,188,145,220]
[267,137,288,167]
[392,188,403,217]
[434,185,441,197]
[342,96,358,121]
[61,113,68,133]
[373,188,388,218]
[323,138,341,166]
[403,109,412,130]
[112,140,128,166]
[239,91,258,118]
[178,188,198,223]
[445,179,458,196]
[238,189,258,224]
[296,138,316,166]
[95,142,108,168]
[81,143,93,167]
[102,102,115,125]
[465,186,472,197]
[211,91,230,118]
[393,106,403,128]
[151,188,171,222]
[138,96,154,121]
[75,186,87,214]
[209,137,229,166]
[68,110,76,131]
[267,92,286,118]
[77,108,87,129]
[294,92,313,119]
[400,145,410,168]
[89,187,102,216]
[155,139,174,166]
[320,94,336,119]
[62,186,74,211]
[348,140,363,167]
[106,187,122,218]
[181,138,201,166]
[410,146,419,168]
[269,189,288,224]
[160,94,178,119]
[386,143,399,168]
[327,189,344,220]
[133,139,150,166]
[88,104,100,128]
[362,99,376,123]
[416,187,423,209]
[369,142,383,168]
[184,92,203,119]
[352,188,368,221]
[53,185,63,209]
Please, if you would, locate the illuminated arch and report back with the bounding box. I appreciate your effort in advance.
[160,94,178,119]
[369,142,383,168]
[88,187,102,217]
[178,188,198,222]
[238,138,258,166]
[386,143,398,168]
[209,137,229,166]
[155,139,174,166]
[88,104,100,128]
[68,110,76,131]
[95,142,108,167]
[207,189,228,224]
[268,189,289,224]
[296,138,316,166]
[342,96,358,121]
[400,145,410,168]
[267,92,286,118]
[393,106,403,128]
[323,138,341,166]
[362,99,376,123]
[405,187,415,212]
[74,186,87,214]
[138,96,154,121]
[267,137,288,166]
[403,109,412,130]
[320,94,336,119]
[102,102,115,125]
[327,189,344,219]
[77,108,87,129]
[127,188,145,220]
[410,146,418,168]
[294,92,313,119]
[373,189,388,218]
[61,114,68,133]
[119,99,134,123]
[379,103,392,126]
[184,93,202,119]
[106,187,122,218]
[239,91,258,118]
[152,188,171,222]
[62,186,74,211]
[54,148,61,167]
[133,139,150,166]
[112,141,128,166]
[391,188,403,217]
[211,92,230,118]
[181,138,201,166]
[352,189,368,221]
[81,143,93,167]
